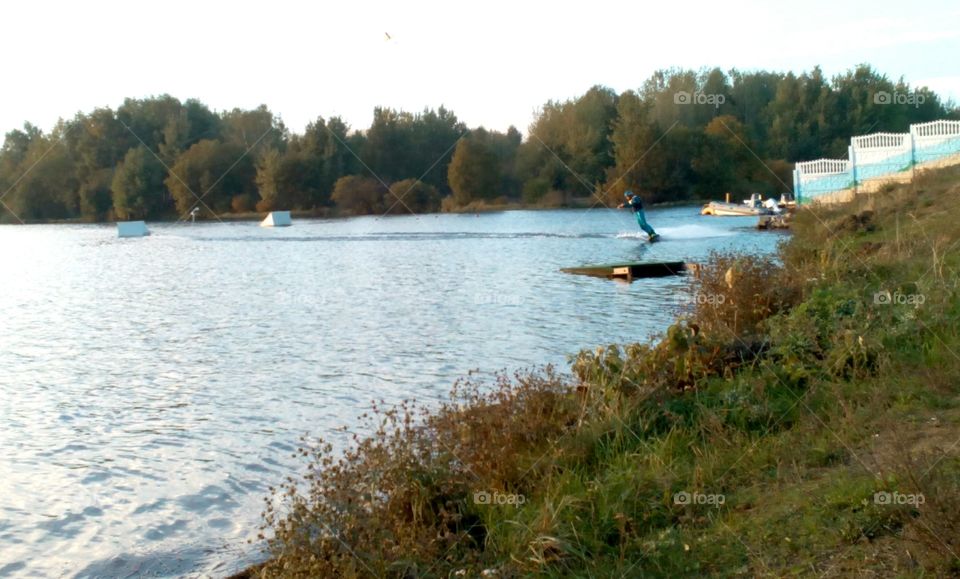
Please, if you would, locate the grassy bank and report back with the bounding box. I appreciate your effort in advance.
[240,165,960,578]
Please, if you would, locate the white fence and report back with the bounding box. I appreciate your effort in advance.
[794,120,960,203]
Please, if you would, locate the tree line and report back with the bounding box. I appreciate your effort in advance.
[0,65,955,223]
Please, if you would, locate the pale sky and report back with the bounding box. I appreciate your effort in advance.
[1,0,958,139]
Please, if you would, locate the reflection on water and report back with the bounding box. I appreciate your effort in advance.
[0,207,780,577]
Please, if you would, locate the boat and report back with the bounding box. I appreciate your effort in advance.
[701,193,774,216]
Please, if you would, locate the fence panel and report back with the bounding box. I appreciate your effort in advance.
[850,132,912,181]
[794,159,852,204]
[793,119,960,204]
[912,120,960,166]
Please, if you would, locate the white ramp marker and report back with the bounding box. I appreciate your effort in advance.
[117,221,150,238]
[260,211,292,227]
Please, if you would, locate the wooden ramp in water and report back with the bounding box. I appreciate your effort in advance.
[561,261,687,281]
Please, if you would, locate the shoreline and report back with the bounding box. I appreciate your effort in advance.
[233,164,960,577]
[0,198,707,226]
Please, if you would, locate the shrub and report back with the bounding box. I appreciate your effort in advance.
[332,175,386,215]
[232,193,256,213]
[685,251,801,340]
[387,179,441,214]
[258,370,577,578]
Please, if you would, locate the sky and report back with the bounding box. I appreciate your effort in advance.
[1,0,958,138]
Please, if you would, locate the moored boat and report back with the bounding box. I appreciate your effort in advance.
[701,193,782,216]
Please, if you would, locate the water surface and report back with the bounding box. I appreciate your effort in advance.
[0,207,781,577]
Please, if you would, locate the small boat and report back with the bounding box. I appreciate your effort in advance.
[702,193,775,216]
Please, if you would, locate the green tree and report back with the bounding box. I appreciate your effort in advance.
[526,86,619,195]
[116,95,184,153]
[5,134,77,221]
[112,146,168,219]
[604,90,657,204]
[254,148,316,211]
[62,108,128,219]
[221,105,286,150]
[299,116,355,206]
[158,99,222,164]
[691,115,750,196]
[165,139,257,216]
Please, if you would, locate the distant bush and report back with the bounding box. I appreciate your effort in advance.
[231,194,256,213]
[387,179,441,214]
[332,175,387,215]
[522,177,550,204]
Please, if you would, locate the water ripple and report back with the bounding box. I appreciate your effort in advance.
[0,208,776,576]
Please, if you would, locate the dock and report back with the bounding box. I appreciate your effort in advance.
[561,261,687,281]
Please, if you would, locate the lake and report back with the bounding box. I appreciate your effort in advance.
[0,206,781,577]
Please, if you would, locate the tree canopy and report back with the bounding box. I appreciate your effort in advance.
[0,65,955,223]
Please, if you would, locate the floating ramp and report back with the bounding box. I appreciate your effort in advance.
[260,211,292,227]
[117,221,149,238]
[562,261,687,280]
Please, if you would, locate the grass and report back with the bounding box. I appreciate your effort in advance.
[237,165,960,578]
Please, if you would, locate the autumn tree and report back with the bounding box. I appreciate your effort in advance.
[387,179,440,214]
[447,130,500,206]
[331,175,386,215]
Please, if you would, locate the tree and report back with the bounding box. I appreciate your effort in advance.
[691,116,749,196]
[525,86,619,196]
[387,179,440,214]
[116,95,184,153]
[112,146,168,219]
[5,134,77,221]
[299,116,354,205]
[221,105,286,150]
[158,99,222,164]
[62,108,128,220]
[0,70,955,223]
[604,90,657,204]
[331,175,386,214]
[363,107,465,190]
[254,148,316,211]
[447,130,500,206]
[78,168,114,220]
[165,139,258,216]
[487,126,523,198]
[0,124,43,212]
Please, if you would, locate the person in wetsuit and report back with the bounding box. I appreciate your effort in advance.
[617,190,659,240]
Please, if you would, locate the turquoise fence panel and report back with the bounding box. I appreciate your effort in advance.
[914,136,960,165]
[793,120,960,204]
[795,158,851,204]
[854,149,913,181]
